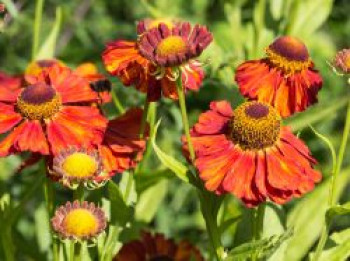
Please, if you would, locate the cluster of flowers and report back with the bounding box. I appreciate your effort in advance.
[2,15,350,259]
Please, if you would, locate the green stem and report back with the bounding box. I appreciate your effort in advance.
[32,0,44,59]
[123,171,134,203]
[313,100,350,261]
[199,192,224,261]
[140,99,150,139]
[175,75,195,162]
[74,242,82,261]
[73,185,84,202]
[252,203,266,261]
[69,241,75,261]
[1,230,15,261]
[44,178,59,261]
[111,89,125,114]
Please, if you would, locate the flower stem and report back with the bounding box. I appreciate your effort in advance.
[175,75,195,162]
[313,100,350,261]
[73,185,84,202]
[32,0,44,59]
[111,89,125,114]
[252,203,266,261]
[140,98,150,139]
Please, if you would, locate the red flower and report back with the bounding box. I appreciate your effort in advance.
[0,64,107,156]
[114,231,204,261]
[99,108,149,174]
[25,59,65,82]
[235,36,323,117]
[183,100,321,207]
[102,19,206,101]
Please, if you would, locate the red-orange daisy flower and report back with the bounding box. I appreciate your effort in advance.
[235,36,323,118]
[49,147,110,189]
[102,19,206,101]
[138,22,212,67]
[51,200,107,241]
[333,48,350,74]
[74,62,112,104]
[114,231,204,261]
[99,108,149,174]
[0,64,107,156]
[183,100,321,207]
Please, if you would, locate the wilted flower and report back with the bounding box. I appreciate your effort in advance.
[99,108,149,173]
[183,100,321,207]
[235,36,323,117]
[333,48,350,74]
[51,200,106,241]
[114,231,204,261]
[102,19,207,101]
[0,64,107,156]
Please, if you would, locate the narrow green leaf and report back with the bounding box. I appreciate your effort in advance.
[108,181,133,226]
[35,6,62,60]
[151,120,189,183]
[226,229,293,261]
[34,203,51,253]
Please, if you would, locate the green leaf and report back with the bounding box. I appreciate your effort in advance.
[151,120,189,183]
[326,202,350,222]
[269,0,284,20]
[108,181,133,226]
[135,179,168,222]
[226,229,293,261]
[34,203,51,253]
[286,95,349,131]
[35,7,62,60]
[285,0,334,37]
[285,167,350,261]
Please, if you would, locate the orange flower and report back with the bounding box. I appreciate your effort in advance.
[183,100,321,207]
[0,71,22,91]
[25,59,65,82]
[98,108,149,174]
[0,64,107,156]
[235,36,323,118]
[102,19,205,101]
[74,62,112,104]
[114,231,204,261]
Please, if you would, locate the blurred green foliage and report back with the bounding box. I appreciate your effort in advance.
[0,0,350,260]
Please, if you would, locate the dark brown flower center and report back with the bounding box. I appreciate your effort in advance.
[36,59,58,68]
[269,36,309,62]
[17,83,62,120]
[229,102,281,150]
[150,255,174,261]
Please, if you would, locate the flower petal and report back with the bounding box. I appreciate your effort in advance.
[0,103,22,133]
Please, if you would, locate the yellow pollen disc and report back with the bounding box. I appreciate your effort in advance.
[266,47,311,75]
[62,153,97,178]
[156,36,187,57]
[17,94,61,120]
[148,19,173,30]
[345,54,350,69]
[63,209,98,237]
[230,102,281,150]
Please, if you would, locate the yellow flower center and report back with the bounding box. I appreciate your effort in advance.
[266,36,311,75]
[230,102,281,150]
[345,54,350,70]
[156,36,187,57]
[62,152,98,178]
[16,83,62,120]
[63,209,98,237]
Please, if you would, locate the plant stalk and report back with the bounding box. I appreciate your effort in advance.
[313,100,350,261]
[252,203,266,261]
[175,75,195,162]
[32,0,44,59]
